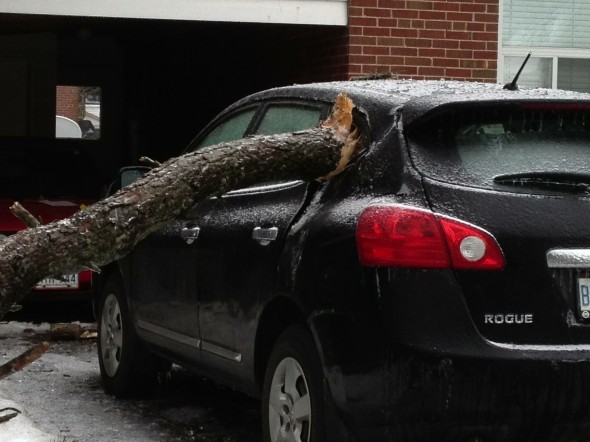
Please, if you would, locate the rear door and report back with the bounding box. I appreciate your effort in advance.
[129,106,259,360]
[193,102,327,379]
[406,100,590,347]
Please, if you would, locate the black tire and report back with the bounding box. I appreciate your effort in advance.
[262,324,326,442]
[97,273,169,398]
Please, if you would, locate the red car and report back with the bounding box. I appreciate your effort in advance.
[0,146,99,304]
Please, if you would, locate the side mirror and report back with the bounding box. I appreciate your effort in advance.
[120,166,150,188]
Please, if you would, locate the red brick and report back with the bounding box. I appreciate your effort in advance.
[474,13,498,23]
[365,45,391,55]
[377,55,405,64]
[377,0,406,8]
[419,66,446,76]
[363,26,391,36]
[425,20,452,30]
[377,36,405,46]
[433,1,460,11]
[446,49,473,58]
[364,7,393,17]
[461,59,487,69]
[419,10,447,20]
[486,22,498,33]
[405,37,433,48]
[390,66,418,75]
[486,41,498,51]
[350,35,377,45]
[349,26,363,36]
[350,45,363,55]
[350,0,378,6]
[433,58,459,67]
[419,48,446,58]
[447,12,474,22]
[445,68,473,77]
[487,3,499,13]
[446,31,471,40]
[466,22,486,32]
[406,0,434,9]
[349,16,378,26]
[378,18,399,27]
[350,54,377,64]
[460,40,487,50]
[419,29,446,39]
[393,9,420,18]
[472,32,498,41]
[349,6,363,16]
[471,68,497,79]
[460,3,486,13]
[474,50,497,59]
[433,39,459,49]
[405,56,433,66]
[393,46,419,56]
[392,28,419,37]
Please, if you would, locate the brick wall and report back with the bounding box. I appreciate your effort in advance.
[56,85,81,122]
[348,0,499,82]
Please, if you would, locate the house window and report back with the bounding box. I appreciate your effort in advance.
[500,0,590,92]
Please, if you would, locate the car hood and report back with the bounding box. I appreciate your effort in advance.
[0,198,93,232]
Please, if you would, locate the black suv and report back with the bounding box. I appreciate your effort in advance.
[97,80,590,442]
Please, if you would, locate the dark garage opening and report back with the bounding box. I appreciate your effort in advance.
[0,14,349,193]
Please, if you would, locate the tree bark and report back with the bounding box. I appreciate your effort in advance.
[0,93,356,319]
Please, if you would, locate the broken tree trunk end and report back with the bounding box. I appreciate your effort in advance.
[0,93,356,319]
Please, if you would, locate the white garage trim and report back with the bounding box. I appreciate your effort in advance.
[0,0,348,26]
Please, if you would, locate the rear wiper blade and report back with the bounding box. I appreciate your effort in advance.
[493,172,590,194]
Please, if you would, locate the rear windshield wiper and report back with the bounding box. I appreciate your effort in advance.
[493,172,590,194]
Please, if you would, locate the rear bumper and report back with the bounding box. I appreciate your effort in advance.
[326,349,590,442]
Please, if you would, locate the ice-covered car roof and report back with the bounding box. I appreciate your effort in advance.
[250,79,590,127]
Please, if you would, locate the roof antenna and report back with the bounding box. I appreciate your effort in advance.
[504,52,531,91]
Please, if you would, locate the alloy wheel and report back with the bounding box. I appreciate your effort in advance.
[268,356,312,442]
[100,293,123,377]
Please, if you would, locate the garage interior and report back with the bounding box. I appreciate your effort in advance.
[0,13,348,198]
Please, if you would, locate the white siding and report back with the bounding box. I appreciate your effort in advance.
[0,0,347,26]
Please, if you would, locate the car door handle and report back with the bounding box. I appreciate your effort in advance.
[252,226,278,246]
[180,226,200,245]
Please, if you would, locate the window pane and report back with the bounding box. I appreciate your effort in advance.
[198,109,256,148]
[503,0,590,49]
[56,86,101,140]
[503,56,552,89]
[256,105,322,135]
[558,58,590,93]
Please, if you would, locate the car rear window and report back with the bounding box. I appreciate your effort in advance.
[406,103,590,189]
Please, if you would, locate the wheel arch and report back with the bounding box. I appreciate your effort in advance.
[254,296,306,388]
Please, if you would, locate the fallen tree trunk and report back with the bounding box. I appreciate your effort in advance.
[0,93,356,319]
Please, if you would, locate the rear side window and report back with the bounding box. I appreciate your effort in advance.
[198,109,256,148]
[407,103,590,189]
[255,105,322,135]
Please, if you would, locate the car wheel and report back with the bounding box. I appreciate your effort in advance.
[262,325,326,442]
[97,273,168,398]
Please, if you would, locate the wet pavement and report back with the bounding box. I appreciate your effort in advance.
[0,308,262,442]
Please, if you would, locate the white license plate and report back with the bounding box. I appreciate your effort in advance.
[578,277,590,318]
[35,274,79,290]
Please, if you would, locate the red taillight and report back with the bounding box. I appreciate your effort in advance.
[356,206,505,270]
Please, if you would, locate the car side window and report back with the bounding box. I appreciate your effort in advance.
[255,105,323,135]
[197,108,257,148]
